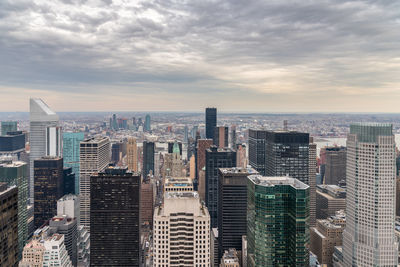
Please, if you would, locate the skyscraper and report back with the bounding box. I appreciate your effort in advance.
[324,146,346,185]
[197,139,213,178]
[342,123,398,266]
[142,141,155,178]
[29,98,59,203]
[153,191,210,266]
[0,183,18,267]
[34,157,64,229]
[90,167,140,266]
[79,137,110,229]
[0,159,28,256]
[0,131,26,158]
[218,167,257,260]
[205,146,236,228]
[1,121,18,135]
[63,132,84,194]
[144,114,151,132]
[206,107,217,139]
[213,126,229,148]
[247,175,309,267]
[127,137,138,172]
[248,129,267,175]
[63,167,75,195]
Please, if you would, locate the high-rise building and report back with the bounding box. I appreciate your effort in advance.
[236,143,247,168]
[214,126,229,148]
[142,141,155,178]
[127,137,138,172]
[1,121,18,135]
[63,167,75,195]
[79,137,110,229]
[111,140,125,164]
[218,167,258,260]
[63,132,84,194]
[206,107,217,139]
[141,177,155,226]
[264,131,316,226]
[324,147,346,185]
[189,154,196,179]
[0,159,28,256]
[247,175,309,267]
[162,144,183,178]
[153,191,210,267]
[41,234,73,267]
[205,146,236,228]
[29,98,59,202]
[342,123,398,266]
[0,183,18,267]
[184,125,189,143]
[0,131,26,158]
[34,157,64,229]
[45,126,62,157]
[316,184,346,219]
[230,125,237,150]
[168,141,183,156]
[57,194,80,224]
[144,114,151,132]
[90,167,140,266]
[310,210,346,267]
[248,129,267,175]
[197,139,213,177]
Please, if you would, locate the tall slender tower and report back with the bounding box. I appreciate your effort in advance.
[29,98,59,203]
[79,137,110,230]
[127,137,138,172]
[342,123,398,266]
[144,114,151,132]
[63,132,84,194]
[205,108,217,139]
[142,141,155,178]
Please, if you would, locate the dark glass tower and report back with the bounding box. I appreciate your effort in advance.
[248,129,267,175]
[205,108,217,139]
[63,167,75,195]
[142,141,155,178]
[205,146,236,228]
[218,167,257,260]
[33,157,64,229]
[90,167,140,267]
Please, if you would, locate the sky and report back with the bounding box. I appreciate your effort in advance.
[0,0,400,112]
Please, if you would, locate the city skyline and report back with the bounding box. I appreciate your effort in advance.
[1,0,400,112]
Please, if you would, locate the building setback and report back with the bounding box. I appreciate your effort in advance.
[0,183,18,267]
[90,167,140,266]
[247,175,309,267]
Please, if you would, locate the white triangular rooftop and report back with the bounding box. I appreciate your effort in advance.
[30,98,59,121]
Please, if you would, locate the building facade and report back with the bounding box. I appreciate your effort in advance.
[142,141,155,178]
[324,146,346,185]
[248,129,267,175]
[63,132,84,194]
[127,137,138,172]
[316,184,346,219]
[214,126,229,148]
[206,107,217,139]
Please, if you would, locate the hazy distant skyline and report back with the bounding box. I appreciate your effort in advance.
[1,0,400,112]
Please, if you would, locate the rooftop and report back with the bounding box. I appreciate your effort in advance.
[248,175,309,190]
[219,166,258,175]
[165,191,199,199]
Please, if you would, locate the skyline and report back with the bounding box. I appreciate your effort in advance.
[1,0,400,112]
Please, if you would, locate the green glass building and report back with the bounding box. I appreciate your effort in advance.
[1,121,18,135]
[247,175,309,267]
[63,132,84,194]
[0,159,28,257]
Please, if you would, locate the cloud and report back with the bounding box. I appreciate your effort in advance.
[0,0,399,111]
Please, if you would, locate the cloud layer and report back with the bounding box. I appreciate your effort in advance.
[0,0,400,112]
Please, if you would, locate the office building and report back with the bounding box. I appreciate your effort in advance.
[247,175,309,267]
[197,139,213,177]
[264,131,316,226]
[63,132,84,194]
[0,183,18,267]
[45,126,62,157]
[214,126,229,148]
[164,177,193,192]
[63,167,75,195]
[29,98,59,202]
[162,143,183,178]
[206,107,217,139]
[0,159,28,256]
[153,191,210,267]
[316,184,346,219]
[19,238,45,267]
[142,141,155,178]
[242,236,247,267]
[220,248,240,267]
[310,210,346,267]
[230,125,236,149]
[324,146,346,185]
[144,114,151,132]
[111,140,126,164]
[205,146,236,228]
[0,131,26,158]
[141,177,155,226]
[57,194,79,224]
[127,137,138,172]
[79,137,110,229]
[49,216,78,266]
[218,167,257,260]
[1,121,18,135]
[198,167,206,201]
[236,143,247,168]
[34,157,64,229]
[248,129,267,175]
[342,123,398,266]
[190,155,196,178]
[90,167,140,266]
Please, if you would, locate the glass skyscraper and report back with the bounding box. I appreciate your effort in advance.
[1,121,18,135]
[63,132,84,194]
[247,175,309,267]
[205,108,217,139]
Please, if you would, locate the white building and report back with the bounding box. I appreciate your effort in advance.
[79,137,110,229]
[57,194,79,223]
[29,98,59,203]
[154,192,210,267]
[342,123,398,266]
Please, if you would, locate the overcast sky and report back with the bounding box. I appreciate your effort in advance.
[0,0,399,112]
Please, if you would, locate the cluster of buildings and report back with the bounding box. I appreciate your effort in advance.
[0,99,399,267]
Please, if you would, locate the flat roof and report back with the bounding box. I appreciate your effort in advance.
[248,175,309,190]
